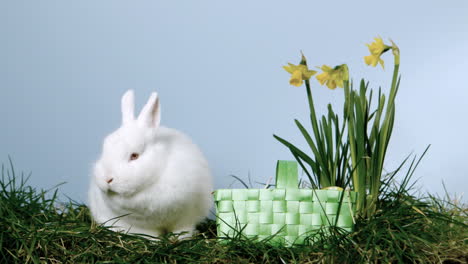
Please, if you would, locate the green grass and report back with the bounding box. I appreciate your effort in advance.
[1,162,466,264]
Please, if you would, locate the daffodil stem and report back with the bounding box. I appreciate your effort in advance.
[304,79,320,135]
[305,80,314,114]
[366,62,400,217]
[388,64,400,111]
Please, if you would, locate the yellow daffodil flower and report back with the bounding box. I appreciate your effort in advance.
[364,37,390,69]
[315,64,347,89]
[283,62,317,87]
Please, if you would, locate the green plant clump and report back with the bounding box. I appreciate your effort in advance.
[0,161,466,263]
[276,37,402,218]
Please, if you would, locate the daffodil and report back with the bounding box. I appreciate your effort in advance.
[315,64,347,89]
[283,60,317,87]
[364,37,390,69]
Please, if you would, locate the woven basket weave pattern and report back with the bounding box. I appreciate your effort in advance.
[215,188,356,245]
[214,161,357,245]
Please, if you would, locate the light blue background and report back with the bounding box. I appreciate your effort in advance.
[1,1,467,203]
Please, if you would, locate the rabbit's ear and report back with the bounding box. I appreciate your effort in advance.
[121,90,135,125]
[137,92,160,129]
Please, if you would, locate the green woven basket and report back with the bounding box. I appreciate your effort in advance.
[214,160,357,245]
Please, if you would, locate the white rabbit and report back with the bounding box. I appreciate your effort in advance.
[88,90,213,239]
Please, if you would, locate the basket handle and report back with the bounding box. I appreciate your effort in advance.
[275,160,298,189]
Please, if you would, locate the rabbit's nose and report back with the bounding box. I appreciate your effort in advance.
[107,178,114,184]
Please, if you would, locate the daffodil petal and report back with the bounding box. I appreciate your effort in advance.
[290,70,303,87]
[327,80,337,90]
[303,70,317,79]
[364,55,373,66]
[379,58,385,69]
[336,79,344,88]
[283,65,294,74]
[321,65,333,72]
[316,72,328,85]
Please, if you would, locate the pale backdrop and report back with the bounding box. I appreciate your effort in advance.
[1,1,467,203]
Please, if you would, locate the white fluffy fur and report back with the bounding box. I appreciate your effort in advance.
[88,90,213,239]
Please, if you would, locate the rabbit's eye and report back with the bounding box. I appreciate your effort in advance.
[129,153,139,161]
